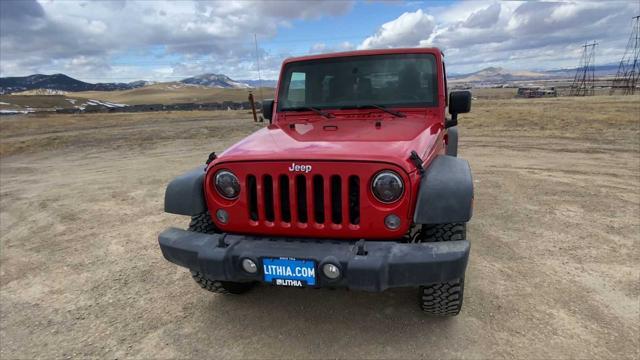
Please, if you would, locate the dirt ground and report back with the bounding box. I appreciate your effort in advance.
[1,96,639,359]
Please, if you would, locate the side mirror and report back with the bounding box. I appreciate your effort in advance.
[262,99,274,122]
[449,91,471,115]
[446,91,471,128]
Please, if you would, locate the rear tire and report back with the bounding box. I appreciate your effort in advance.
[418,223,467,316]
[187,211,256,295]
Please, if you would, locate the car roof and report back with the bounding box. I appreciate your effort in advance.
[282,47,443,65]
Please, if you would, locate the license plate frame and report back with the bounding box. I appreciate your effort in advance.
[262,257,317,287]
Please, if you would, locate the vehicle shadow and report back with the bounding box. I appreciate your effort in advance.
[194,283,463,356]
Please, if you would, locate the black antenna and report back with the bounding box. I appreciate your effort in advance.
[254,33,264,103]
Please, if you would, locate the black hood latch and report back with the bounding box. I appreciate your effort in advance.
[409,150,425,176]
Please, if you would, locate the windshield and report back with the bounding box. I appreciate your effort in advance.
[277,53,438,111]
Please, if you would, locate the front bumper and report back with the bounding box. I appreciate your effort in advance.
[158,227,470,292]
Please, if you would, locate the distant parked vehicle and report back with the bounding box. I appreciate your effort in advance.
[517,87,557,98]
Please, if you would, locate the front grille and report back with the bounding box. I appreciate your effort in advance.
[246,173,361,226]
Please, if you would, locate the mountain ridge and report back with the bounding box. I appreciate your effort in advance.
[0,73,147,94]
[1,63,621,94]
[0,73,257,94]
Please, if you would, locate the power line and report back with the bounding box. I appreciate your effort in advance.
[610,15,640,95]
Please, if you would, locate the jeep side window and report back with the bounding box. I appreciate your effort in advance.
[286,72,306,106]
[443,61,448,106]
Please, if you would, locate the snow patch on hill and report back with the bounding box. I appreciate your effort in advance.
[85,99,127,108]
[180,73,251,89]
[14,88,69,95]
[0,109,34,115]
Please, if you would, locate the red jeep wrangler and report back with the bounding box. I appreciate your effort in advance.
[159,48,473,316]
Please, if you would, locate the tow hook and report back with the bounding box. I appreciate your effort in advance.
[355,239,367,256]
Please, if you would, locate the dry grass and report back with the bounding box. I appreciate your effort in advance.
[0,95,85,110]
[0,110,262,157]
[465,95,640,143]
[73,84,276,105]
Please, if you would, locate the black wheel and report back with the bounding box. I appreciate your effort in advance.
[191,271,255,294]
[417,223,467,316]
[420,278,464,316]
[188,211,218,234]
[421,223,466,242]
[187,211,256,295]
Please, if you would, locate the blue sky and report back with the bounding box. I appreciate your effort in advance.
[1,0,638,82]
[262,1,431,55]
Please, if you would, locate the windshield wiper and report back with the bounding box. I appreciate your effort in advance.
[340,104,406,118]
[280,106,334,119]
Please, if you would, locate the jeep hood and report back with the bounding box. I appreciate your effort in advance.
[214,113,443,174]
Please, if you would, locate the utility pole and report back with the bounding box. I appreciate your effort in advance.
[570,41,598,96]
[610,15,640,95]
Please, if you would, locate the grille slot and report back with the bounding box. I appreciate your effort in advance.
[348,175,360,225]
[279,175,291,222]
[247,175,258,221]
[330,175,342,224]
[313,175,325,223]
[295,175,308,223]
[263,175,275,222]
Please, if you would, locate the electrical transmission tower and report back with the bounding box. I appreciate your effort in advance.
[610,16,640,95]
[570,41,598,96]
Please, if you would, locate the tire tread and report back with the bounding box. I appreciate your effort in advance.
[187,211,255,295]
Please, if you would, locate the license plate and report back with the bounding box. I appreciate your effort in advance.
[262,257,316,287]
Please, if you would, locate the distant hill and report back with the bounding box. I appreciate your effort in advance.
[238,79,278,88]
[0,74,145,94]
[0,73,267,94]
[450,67,549,82]
[450,64,620,83]
[542,64,619,78]
[180,73,251,89]
[71,83,275,105]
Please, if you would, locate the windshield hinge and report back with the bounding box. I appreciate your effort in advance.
[205,152,217,171]
[409,150,425,176]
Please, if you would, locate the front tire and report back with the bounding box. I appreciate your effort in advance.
[187,211,256,295]
[420,278,465,316]
[418,223,467,316]
[422,223,466,242]
[191,271,255,294]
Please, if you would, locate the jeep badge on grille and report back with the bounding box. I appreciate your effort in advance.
[288,163,312,173]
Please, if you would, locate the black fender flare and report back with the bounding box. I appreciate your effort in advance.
[164,165,207,216]
[413,155,473,224]
[446,126,458,157]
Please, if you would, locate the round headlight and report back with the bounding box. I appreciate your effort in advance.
[371,171,404,203]
[214,170,240,199]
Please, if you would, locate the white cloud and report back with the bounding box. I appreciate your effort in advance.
[359,9,436,49]
[1,0,638,81]
[0,0,353,80]
[359,1,638,73]
[308,41,355,54]
[463,3,501,29]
